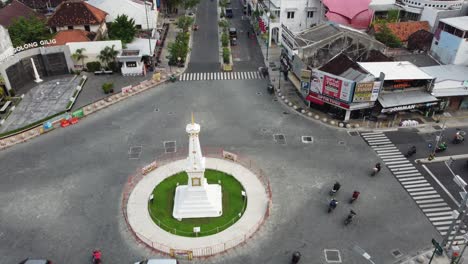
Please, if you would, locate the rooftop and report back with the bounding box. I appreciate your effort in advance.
[0,0,45,27]
[358,61,434,80]
[47,0,107,27]
[51,29,93,45]
[319,53,372,82]
[421,65,468,96]
[439,16,468,31]
[374,21,430,42]
[18,0,66,9]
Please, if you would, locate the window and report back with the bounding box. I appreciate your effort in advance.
[287,11,295,19]
[84,25,90,31]
[126,61,137,67]
[136,25,142,29]
[51,27,57,33]
[307,11,314,18]
[68,25,73,30]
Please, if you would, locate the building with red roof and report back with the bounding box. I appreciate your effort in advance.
[47,0,107,39]
[0,0,45,28]
[50,29,95,46]
[323,0,374,30]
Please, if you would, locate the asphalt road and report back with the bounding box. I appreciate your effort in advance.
[186,0,220,72]
[227,0,264,71]
[0,1,444,263]
[385,126,468,209]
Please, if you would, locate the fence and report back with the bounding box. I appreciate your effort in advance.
[121,147,273,258]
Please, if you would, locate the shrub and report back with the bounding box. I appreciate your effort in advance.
[102,82,114,94]
[108,61,121,73]
[218,19,229,30]
[222,47,230,64]
[86,61,102,72]
[221,33,229,47]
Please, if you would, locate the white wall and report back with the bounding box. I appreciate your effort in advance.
[0,26,14,64]
[420,7,464,31]
[454,41,468,65]
[279,0,321,33]
[67,40,122,68]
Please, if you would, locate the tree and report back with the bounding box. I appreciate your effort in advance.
[375,23,402,48]
[71,48,88,69]
[97,45,119,69]
[168,32,189,64]
[8,16,51,47]
[176,16,194,33]
[108,14,137,44]
[182,0,200,10]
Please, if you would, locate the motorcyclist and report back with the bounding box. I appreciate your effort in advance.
[93,249,102,264]
[291,251,301,264]
[345,210,357,225]
[439,141,447,149]
[328,198,338,212]
[332,182,341,192]
[375,163,381,172]
[352,191,360,200]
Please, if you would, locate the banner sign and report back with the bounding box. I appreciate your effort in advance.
[306,92,350,109]
[353,81,381,102]
[121,85,133,94]
[310,70,355,103]
[300,69,312,83]
[141,161,158,175]
[72,109,84,118]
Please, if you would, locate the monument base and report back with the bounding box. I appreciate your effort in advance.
[173,184,222,220]
[34,78,43,83]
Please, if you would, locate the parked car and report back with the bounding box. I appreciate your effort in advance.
[229,27,237,39]
[19,259,52,264]
[225,7,233,18]
[134,259,178,264]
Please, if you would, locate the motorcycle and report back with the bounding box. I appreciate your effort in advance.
[435,142,447,153]
[328,199,338,213]
[92,250,102,264]
[329,182,341,195]
[371,163,381,176]
[344,210,356,226]
[453,131,466,144]
[350,191,360,203]
[404,146,417,158]
[291,251,301,264]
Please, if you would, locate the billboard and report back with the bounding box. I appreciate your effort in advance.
[352,81,381,102]
[309,70,355,103]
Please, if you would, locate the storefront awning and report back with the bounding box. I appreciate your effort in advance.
[378,91,439,108]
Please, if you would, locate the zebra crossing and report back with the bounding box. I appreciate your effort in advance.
[361,132,466,244]
[179,71,265,81]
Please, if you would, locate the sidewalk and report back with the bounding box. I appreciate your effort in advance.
[254,33,468,132]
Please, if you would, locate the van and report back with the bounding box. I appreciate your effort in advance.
[225,8,233,18]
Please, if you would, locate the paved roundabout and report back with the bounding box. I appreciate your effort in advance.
[126,157,270,257]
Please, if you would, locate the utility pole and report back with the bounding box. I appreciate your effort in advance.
[144,0,153,66]
[430,119,446,159]
[442,176,468,248]
[266,0,270,61]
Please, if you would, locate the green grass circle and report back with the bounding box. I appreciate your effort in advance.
[148,169,247,237]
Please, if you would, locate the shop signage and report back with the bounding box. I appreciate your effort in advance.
[391,80,411,89]
[13,39,56,53]
[381,101,438,113]
[300,69,312,83]
[72,109,84,118]
[309,70,355,103]
[306,92,350,109]
[353,81,381,102]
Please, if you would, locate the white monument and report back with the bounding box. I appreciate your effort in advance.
[172,114,222,220]
[31,58,43,83]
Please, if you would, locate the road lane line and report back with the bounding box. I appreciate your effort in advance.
[416,198,444,204]
[422,164,460,207]
[419,203,449,208]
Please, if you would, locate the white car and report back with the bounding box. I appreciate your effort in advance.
[134,259,178,264]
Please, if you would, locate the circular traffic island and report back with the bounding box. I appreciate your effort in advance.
[125,157,270,257]
[148,169,247,237]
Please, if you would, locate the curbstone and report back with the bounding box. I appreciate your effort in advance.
[278,93,282,96]
[314,115,319,119]
[301,110,305,114]
[288,102,293,106]
[281,96,285,99]
[346,124,351,128]
[339,123,344,127]
[285,99,289,103]
[330,120,336,125]
[354,124,360,128]
[307,112,312,117]
[425,253,432,258]
[293,105,297,109]
[416,255,425,263]
[322,118,327,122]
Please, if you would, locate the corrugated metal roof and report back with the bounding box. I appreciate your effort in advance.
[358,61,434,80]
[378,90,438,108]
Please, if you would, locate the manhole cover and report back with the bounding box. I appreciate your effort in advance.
[273,134,286,145]
[128,146,142,159]
[391,249,402,258]
[261,128,268,132]
[324,249,342,263]
[338,141,346,145]
[283,111,289,115]
[272,98,278,102]
[256,92,262,95]
[164,141,176,153]
[168,111,174,115]
[154,108,160,112]
[433,125,442,130]
[301,136,313,143]
[348,131,358,136]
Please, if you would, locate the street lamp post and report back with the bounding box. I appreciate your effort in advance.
[177,57,182,68]
[266,0,270,61]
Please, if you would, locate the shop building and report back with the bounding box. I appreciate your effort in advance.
[357,61,438,117]
[421,65,468,111]
[305,54,383,121]
[430,16,468,66]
